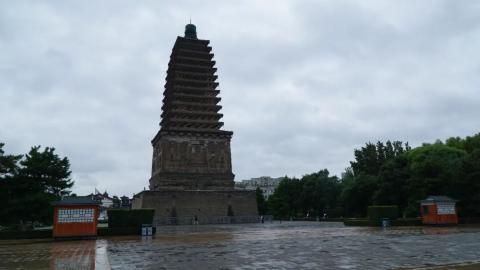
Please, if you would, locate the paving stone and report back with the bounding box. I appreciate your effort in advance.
[1,222,480,269]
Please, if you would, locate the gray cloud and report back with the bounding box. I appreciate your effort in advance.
[1,0,479,196]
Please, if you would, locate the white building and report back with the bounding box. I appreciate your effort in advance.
[235,176,283,199]
[90,190,114,221]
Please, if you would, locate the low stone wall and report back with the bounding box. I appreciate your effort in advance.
[154,215,265,225]
[132,190,258,225]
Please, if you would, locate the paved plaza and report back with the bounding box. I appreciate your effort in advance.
[1,222,480,270]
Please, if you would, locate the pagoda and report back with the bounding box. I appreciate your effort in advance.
[149,23,234,191]
[133,24,258,224]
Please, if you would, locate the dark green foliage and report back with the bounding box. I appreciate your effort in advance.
[343,219,376,226]
[340,174,379,217]
[107,209,154,228]
[373,155,409,212]
[268,134,480,220]
[339,136,480,218]
[367,205,399,221]
[227,205,234,216]
[350,141,410,176]
[98,227,156,236]
[267,170,342,219]
[405,144,466,215]
[255,187,267,215]
[391,218,422,226]
[112,196,121,208]
[0,143,73,226]
[267,176,302,219]
[18,146,73,197]
[343,218,421,227]
[0,229,52,240]
[325,207,344,218]
[341,141,410,217]
[0,143,22,224]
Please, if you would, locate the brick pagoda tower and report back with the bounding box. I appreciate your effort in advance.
[133,24,258,224]
[149,23,234,191]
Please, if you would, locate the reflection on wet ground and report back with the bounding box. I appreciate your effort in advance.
[1,222,480,269]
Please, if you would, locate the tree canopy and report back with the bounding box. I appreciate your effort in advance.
[266,134,480,219]
[0,144,73,226]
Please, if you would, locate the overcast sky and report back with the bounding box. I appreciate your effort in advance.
[1,1,479,197]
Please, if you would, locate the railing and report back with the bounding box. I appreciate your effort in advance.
[154,215,273,226]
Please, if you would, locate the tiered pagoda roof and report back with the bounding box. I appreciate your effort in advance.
[159,24,232,136]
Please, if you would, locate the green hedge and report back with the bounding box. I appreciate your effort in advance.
[344,218,421,227]
[98,226,156,236]
[326,207,344,218]
[391,218,422,226]
[0,229,52,239]
[367,205,399,221]
[107,209,154,228]
[343,219,377,226]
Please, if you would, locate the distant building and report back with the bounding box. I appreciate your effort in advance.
[85,191,132,220]
[235,176,283,199]
[89,190,113,221]
[120,195,132,209]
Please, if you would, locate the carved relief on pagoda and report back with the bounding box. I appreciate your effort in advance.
[151,135,232,175]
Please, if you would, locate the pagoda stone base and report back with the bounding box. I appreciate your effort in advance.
[132,190,258,225]
[149,172,235,191]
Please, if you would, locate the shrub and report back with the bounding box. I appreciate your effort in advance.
[107,209,154,228]
[367,205,399,221]
[0,229,52,239]
[326,207,344,218]
[344,218,421,227]
[98,227,157,236]
[391,218,422,226]
[343,219,377,226]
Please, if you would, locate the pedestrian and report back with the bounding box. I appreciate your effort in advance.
[261,215,264,223]
[194,215,199,225]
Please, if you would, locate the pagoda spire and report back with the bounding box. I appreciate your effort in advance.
[158,24,231,136]
[184,23,197,39]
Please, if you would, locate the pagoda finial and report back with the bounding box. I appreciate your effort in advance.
[184,23,197,39]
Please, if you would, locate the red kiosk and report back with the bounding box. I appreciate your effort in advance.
[420,196,458,225]
[52,196,100,238]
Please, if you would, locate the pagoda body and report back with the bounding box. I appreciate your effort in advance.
[133,24,258,224]
[149,24,234,191]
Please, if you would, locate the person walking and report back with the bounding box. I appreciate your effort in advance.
[193,215,199,225]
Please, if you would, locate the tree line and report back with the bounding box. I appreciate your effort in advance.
[0,143,73,226]
[257,133,480,219]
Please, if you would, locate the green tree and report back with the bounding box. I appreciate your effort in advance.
[0,143,22,224]
[461,148,480,216]
[406,144,466,199]
[6,146,74,225]
[350,141,410,176]
[299,169,341,217]
[256,187,267,215]
[374,154,410,215]
[267,177,302,219]
[342,141,410,217]
[340,173,379,217]
[18,146,73,196]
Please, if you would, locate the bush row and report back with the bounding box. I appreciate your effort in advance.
[0,229,52,239]
[107,209,155,228]
[367,205,399,221]
[98,226,156,236]
[343,218,422,227]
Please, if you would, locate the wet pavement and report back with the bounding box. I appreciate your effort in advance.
[1,222,480,269]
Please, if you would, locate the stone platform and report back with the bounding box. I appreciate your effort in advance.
[132,189,258,225]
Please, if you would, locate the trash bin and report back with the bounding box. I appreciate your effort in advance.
[141,224,153,236]
[381,218,390,227]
